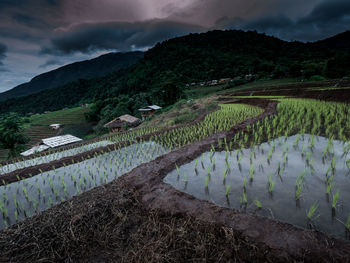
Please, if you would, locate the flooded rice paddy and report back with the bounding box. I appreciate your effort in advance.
[164,134,350,240]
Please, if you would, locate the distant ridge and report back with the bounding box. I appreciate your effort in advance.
[0,51,144,101]
[1,29,350,115]
[312,30,350,51]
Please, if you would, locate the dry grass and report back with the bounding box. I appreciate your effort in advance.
[0,180,271,263]
[139,96,219,129]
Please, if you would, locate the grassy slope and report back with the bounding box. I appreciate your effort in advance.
[139,78,304,128]
[0,106,91,161]
[28,106,90,126]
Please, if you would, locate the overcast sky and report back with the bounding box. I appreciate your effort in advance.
[0,0,349,92]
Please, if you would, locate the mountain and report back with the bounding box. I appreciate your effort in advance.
[313,30,350,51]
[0,51,144,101]
[1,30,350,118]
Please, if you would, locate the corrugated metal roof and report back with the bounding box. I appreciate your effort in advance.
[148,105,162,110]
[20,145,50,156]
[138,105,162,111]
[42,135,82,148]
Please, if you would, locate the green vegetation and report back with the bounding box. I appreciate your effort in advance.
[0,141,169,228]
[0,113,29,158]
[1,29,350,121]
[28,106,90,126]
[254,199,262,209]
[152,104,263,149]
[234,98,350,150]
[0,52,144,102]
[307,202,320,221]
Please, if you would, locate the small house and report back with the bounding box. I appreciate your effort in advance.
[245,74,256,81]
[210,80,218,86]
[104,114,141,132]
[138,105,162,120]
[219,78,232,83]
[50,124,61,130]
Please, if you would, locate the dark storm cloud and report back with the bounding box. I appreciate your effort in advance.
[12,13,49,29]
[41,20,205,54]
[39,58,63,68]
[0,43,7,66]
[218,0,350,41]
[0,0,349,92]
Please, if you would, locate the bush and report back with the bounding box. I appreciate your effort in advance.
[174,110,198,124]
[205,102,217,113]
[309,75,326,81]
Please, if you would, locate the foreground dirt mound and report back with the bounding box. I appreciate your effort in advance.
[0,180,272,263]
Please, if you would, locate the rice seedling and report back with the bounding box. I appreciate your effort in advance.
[326,178,334,194]
[295,181,304,200]
[332,190,340,210]
[268,174,275,193]
[176,164,180,177]
[205,176,209,188]
[346,214,350,230]
[249,164,255,181]
[225,185,231,196]
[307,202,320,221]
[241,191,248,205]
[331,156,337,171]
[222,169,227,183]
[254,199,262,209]
[183,173,188,182]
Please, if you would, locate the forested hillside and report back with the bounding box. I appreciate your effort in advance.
[1,30,350,130]
[0,51,144,101]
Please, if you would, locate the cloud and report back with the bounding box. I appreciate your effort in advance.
[39,58,63,68]
[41,20,205,54]
[213,0,350,41]
[0,43,7,66]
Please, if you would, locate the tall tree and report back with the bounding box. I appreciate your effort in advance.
[0,113,29,158]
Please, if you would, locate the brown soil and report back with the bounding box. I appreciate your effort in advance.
[0,98,349,262]
[0,180,273,263]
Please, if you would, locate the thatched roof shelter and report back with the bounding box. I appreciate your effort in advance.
[104,114,141,129]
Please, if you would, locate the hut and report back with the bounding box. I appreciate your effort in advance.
[104,114,141,132]
[138,105,162,120]
[50,124,61,130]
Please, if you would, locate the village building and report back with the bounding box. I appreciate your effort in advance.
[210,80,218,85]
[138,105,162,120]
[245,74,256,81]
[50,124,61,130]
[219,78,232,83]
[20,135,82,156]
[103,114,141,133]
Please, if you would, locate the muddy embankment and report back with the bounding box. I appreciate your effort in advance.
[120,98,350,262]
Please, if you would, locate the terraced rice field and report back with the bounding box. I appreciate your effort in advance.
[164,98,350,240]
